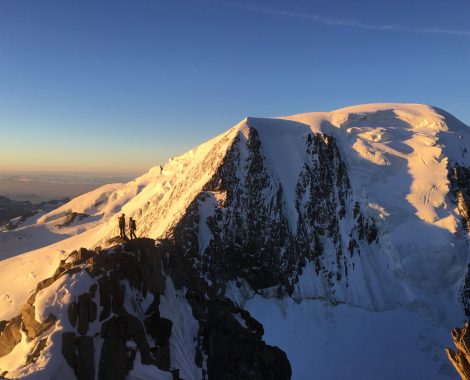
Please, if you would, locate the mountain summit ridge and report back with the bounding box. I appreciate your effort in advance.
[1,103,469,379]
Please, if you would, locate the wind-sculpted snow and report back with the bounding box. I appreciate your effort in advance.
[1,103,470,379]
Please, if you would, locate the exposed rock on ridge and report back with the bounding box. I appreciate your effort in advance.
[0,238,291,380]
[447,322,470,380]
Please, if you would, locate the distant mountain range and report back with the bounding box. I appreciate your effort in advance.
[0,173,134,203]
[0,196,69,228]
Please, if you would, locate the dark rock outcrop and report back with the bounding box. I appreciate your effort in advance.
[25,338,48,366]
[460,265,470,318]
[21,303,56,340]
[203,298,291,380]
[450,164,470,232]
[449,164,470,317]
[0,317,22,357]
[69,293,97,336]
[447,322,470,380]
[62,333,95,380]
[0,297,56,359]
[56,211,89,228]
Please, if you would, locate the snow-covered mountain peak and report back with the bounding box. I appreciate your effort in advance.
[1,103,470,379]
[3,104,469,307]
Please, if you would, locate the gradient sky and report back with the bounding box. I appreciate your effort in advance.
[1,0,469,174]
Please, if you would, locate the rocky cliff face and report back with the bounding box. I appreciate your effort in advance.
[170,125,383,308]
[448,163,470,380]
[447,323,470,380]
[165,238,291,380]
[449,164,470,320]
[0,238,291,380]
[450,164,470,233]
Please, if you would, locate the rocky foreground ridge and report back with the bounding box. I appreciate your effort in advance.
[0,238,291,379]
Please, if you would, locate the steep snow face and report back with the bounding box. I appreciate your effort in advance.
[171,123,398,313]
[136,126,240,239]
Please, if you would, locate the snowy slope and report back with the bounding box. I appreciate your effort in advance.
[280,105,469,314]
[1,103,469,379]
[245,295,457,380]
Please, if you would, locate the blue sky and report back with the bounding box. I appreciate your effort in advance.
[1,0,469,174]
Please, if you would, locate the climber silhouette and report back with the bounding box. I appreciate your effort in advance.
[129,217,137,240]
[118,213,127,239]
